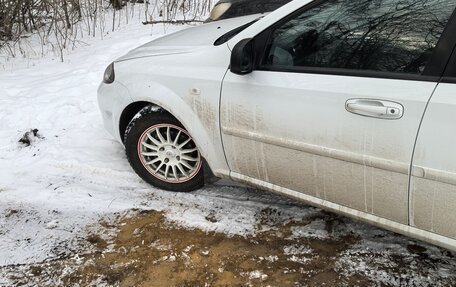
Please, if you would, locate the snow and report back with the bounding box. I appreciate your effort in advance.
[241,270,268,281]
[289,219,329,240]
[283,245,313,256]
[0,17,189,266]
[1,6,456,287]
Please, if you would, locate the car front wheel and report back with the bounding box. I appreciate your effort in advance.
[124,106,204,192]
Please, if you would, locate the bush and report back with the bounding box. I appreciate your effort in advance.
[0,0,213,61]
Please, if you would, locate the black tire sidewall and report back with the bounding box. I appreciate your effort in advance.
[124,110,204,192]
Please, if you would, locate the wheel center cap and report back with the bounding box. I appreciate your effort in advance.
[165,150,176,158]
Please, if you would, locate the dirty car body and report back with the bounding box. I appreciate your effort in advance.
[98,0,456,251]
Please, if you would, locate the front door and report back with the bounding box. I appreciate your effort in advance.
[221,0,456,224]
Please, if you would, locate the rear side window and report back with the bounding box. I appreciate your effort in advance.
[263,0,456,75]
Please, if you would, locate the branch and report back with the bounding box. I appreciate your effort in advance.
[142,19,204,25]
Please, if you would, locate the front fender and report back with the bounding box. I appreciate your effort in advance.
[113,44,233,178]
[119,77,230,178]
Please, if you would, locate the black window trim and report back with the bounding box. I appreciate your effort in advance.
[442,46,456,84]
[441,9,456,84]
[250,0,456,83]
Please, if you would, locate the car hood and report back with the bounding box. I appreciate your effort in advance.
[116,14,261,62]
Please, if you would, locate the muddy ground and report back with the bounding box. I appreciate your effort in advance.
[66,211,366,287]
[3,203,456,287]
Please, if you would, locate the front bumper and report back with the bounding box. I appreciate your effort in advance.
[97,81,133,144]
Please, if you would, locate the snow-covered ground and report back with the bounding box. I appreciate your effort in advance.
[1,12,456,287]
[0,18,182,264]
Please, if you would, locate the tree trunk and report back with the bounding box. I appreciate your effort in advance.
[62,0,71,28]
[111,0,123,10]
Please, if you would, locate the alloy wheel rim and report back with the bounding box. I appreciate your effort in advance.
[137,124,202,183]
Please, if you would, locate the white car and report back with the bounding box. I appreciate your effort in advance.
[98,0,456,251]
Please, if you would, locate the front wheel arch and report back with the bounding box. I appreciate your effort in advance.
[119,101,172,143]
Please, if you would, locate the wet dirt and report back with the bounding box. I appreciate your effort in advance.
[62,210,369,287]
[3,205,456,287]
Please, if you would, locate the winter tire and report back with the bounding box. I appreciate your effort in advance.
[124,106,204,192]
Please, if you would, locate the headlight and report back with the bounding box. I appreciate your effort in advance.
[209,3,231,21]
[103,62,115,84]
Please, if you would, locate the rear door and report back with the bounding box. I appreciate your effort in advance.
[411,17,456,240]
[221,0,456,224]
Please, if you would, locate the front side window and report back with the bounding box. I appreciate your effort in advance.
[263,0,456,74]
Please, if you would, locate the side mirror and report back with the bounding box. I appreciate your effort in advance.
[230,38,254,75]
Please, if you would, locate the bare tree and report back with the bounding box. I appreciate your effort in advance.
[0,0,214,61]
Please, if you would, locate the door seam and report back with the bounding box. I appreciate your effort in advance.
[407,81,441,226]
[218,65,232,173]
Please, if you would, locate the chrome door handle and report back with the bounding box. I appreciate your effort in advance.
[346,99,403,120]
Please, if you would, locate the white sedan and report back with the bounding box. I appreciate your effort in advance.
[98,0,456,251]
